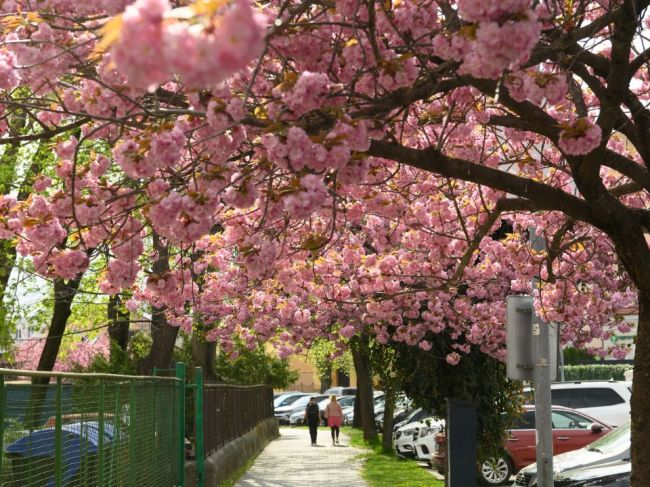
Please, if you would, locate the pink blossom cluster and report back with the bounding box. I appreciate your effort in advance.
[282,174,329,218]
[263,121,369,176]
[433,3,541,79]
[0,50,19,91]
[112,0,265,90]
[457,0,532,22]
[274,71,330,117]
[114,126,185,179]
[558,118,603,156]
[505,70,568,105]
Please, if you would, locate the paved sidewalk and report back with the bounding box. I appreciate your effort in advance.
[235,427,368,487]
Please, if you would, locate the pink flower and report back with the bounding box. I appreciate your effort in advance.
[277,71,330,116]
[446,352,461,366]
[558,118,602,155]
[0,50,20,91]
[340,325,356,338]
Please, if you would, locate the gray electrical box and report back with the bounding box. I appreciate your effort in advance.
[506,295,558,381]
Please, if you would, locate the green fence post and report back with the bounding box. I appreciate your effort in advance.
[128,381,136,487]
[98,382,105,486]
[176,362,186,487]
[55,377,63,487]
[194,367,205,487]
[0,374,4,479]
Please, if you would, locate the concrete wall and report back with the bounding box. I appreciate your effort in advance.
[185,417,279,487]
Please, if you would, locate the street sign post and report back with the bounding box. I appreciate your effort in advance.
[506,295,556,487]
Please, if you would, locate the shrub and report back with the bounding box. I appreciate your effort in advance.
[562,364,632,381]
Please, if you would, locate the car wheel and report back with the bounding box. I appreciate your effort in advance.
[479,456,512,485]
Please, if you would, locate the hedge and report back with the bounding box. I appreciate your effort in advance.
[561,364,633,381]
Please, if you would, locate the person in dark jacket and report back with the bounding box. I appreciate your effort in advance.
[304,397,321,446]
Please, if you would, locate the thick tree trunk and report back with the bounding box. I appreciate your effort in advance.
[352,342,377,441]
[26,277,82,427]
[136,310,179,375]
[137,232,179,375]
[107,294,130,352]
[35,278,83,379]
[381,386,396,452]
[631,293,650,486]
[191,335,216,381]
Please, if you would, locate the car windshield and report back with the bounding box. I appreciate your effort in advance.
[339,396,355,407]
[276,395,305,407]
[586,423,630,454]
[290,396,311,409]
[404,408,422,423]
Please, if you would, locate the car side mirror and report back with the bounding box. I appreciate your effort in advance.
[591,423,603,433]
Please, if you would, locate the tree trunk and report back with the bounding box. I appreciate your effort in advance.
[352,342,377,441]
[631,293,650,486]
[35,278,83,379]
[381,386,396,452]
[107,295,130,352]
[26,277,82,427]
[136,232,179,375]
[136,310,179,375]
[191,335,216,381]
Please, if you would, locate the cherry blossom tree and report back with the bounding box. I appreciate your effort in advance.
[1,0,650,481]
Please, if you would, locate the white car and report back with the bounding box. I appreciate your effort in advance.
[414,420,445,463]
[394,417,443,458]
[275,394,312,424]
[542,381,632,427]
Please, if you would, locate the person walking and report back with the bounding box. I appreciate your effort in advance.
[304,397,321,446]
[324,394,343,445]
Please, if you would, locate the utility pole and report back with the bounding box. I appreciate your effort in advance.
[530,228,554,487]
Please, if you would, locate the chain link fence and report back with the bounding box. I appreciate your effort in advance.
[0,369,183,487]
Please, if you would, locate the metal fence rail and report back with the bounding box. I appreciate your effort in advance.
[202,383,273,457]
[0,369,183,487]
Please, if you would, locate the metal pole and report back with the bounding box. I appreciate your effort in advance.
[559,341,565,382]
[55,378,63,487]
[195,367,205,487]
[533,320,554,487]
[176,362,186,487]
[128,381,136,487]
[0,375,4,479]
[98,382,105,486]
[529,228,554,486]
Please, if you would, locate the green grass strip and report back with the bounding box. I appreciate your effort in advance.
[343,427,444,487]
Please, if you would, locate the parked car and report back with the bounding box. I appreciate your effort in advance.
[525,381,631,427]
[432,405,611,485]
[513,421,630,486]
[323,386,357,396]
[275,394,312,424]
[274,392,308,409]
[553,460,630,487]
[394,415,442,458]
[341,392,385,426]
[414,420,445,463]
[393,407,431,433]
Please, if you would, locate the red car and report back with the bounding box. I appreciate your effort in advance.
[431,405,611,485]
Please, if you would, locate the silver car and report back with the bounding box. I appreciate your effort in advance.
[513,422,630,486]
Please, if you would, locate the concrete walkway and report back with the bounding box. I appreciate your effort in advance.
[235,427,368,487]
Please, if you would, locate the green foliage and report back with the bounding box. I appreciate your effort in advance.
[563,347,596,365]
[562,364,632,381]
[81,332,152,374]
[308,338,352,377]
[213,345,299,389]
[391,336,523,463]
[344,427,444,487]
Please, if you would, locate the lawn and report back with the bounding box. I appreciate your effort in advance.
[343,427,444,487]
